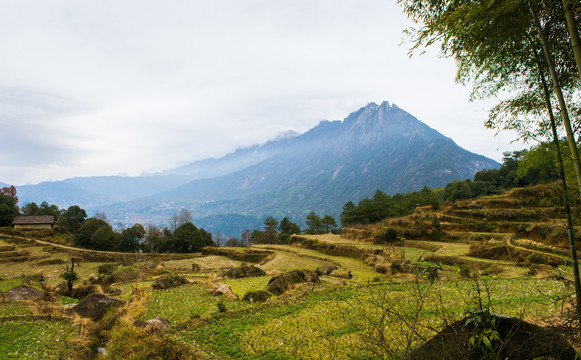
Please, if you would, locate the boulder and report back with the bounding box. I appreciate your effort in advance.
[71,293,126,320]
[208,283,239,300]
[242,290,272,303]
[406,312,578,360]
[267,270,320,295]
[316,265,339,275]
[220,265,266,279]
[4,286,45,301]
[133,317,171,330]
[54,283,100,299]
[152,275,189,290]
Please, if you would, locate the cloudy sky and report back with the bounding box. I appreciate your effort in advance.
[0,0,522,186]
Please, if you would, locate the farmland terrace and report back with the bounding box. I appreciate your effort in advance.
[1,183,581,359]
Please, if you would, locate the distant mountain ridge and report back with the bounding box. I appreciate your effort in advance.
[13,101,498,237]
[156,130,300,178]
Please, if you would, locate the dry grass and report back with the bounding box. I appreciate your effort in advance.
[257,248,333,273]
[188,255,242,269]
[259,244,379,282]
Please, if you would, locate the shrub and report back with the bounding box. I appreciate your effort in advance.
[98,263,118,276]
[112,266,140,282]
[374,227,399,244]
[390,260,413,274]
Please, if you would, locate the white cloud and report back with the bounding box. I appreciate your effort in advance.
[0,0,522,185]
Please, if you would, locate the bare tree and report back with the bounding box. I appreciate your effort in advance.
[177,208,192,224]
[93,211,108,223]
[169,208,193,232]
[213,231,224,247]
[144,224,163,253]
[241,229,252,247]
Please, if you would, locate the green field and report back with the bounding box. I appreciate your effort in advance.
[1,209,579,360]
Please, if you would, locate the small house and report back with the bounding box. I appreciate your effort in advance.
[12,216,55,230]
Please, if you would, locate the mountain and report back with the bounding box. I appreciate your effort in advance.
[17,175,192,209]
[97,101,498,235]
[15,133,302,209]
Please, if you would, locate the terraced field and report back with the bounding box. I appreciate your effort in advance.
[1,184,580,359]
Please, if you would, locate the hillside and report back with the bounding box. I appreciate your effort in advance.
[342,182,577,272]
[0,183,579,359]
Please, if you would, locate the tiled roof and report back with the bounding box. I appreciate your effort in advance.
[12,216,55,225]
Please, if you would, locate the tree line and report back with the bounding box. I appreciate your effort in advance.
[340,149,560,226]
[1,185,337,251]
[0,190,214,254]
[70,208,214,253]
[224,211,339,247]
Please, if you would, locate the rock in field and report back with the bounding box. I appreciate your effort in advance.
[208,283,239,300]
[4,286,45,301]
[242,290,272,303]
[267,269,320,295]
[152,275,189,290]
[133,317,171,330]
[71,293,126,320]
[220,265,266,279]
[317,265,339,275]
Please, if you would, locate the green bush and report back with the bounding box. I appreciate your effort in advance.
[98,263,118,276]
[112,266,144,283]
[374,227,399,244]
